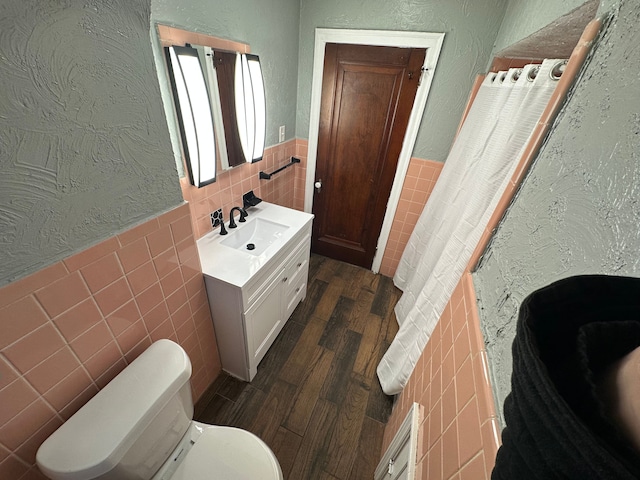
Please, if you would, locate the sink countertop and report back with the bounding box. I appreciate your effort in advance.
[196,202,314,288]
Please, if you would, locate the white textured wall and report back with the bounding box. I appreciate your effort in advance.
[0,0,182,286]
[296,0,508,162]
[473,0,640,422]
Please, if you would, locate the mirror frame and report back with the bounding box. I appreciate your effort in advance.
[164,45,218,188]
[156,24,255,177]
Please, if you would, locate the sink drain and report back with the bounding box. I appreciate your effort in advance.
[246,243,255,250]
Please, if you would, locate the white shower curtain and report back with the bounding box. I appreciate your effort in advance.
[377,59,563,395]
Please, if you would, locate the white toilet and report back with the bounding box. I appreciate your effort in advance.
[36,339,283,480]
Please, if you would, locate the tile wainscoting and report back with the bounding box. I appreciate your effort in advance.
[0,141,450,479]
[382,273,500,480]
[0,203,221,479]
[379,158,444,277]
[181,139,308,240]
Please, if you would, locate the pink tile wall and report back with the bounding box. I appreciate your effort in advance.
[382,273,500,480]
[0,203,221,480]
[181,139,307,240]
[379,158,444,277]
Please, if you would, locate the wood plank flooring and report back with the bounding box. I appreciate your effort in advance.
[194,254,401,479]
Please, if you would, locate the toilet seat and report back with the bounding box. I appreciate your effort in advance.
[165,422,283,480]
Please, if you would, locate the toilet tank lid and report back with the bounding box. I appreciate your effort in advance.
[36,339,192,480]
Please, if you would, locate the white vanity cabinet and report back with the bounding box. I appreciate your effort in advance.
[197,203,313,382]
[243,236,309,376]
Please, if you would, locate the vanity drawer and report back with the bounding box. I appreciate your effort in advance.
[283,239,309,319]
[285,279,307,320]
[283,239,310,291]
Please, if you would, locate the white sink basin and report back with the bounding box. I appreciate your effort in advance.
[197,202,314,288]
[221,217,289,256]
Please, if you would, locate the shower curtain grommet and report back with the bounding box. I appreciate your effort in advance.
[550,60,568,80]
[527,65,540,81]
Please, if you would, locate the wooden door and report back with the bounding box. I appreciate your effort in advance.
[312,43,425,268]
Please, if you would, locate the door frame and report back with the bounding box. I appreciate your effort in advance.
[305,28,444,273]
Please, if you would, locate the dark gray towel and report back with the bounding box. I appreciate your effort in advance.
[492,275,640,479]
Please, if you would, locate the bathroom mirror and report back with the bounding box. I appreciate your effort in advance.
[213,50,266,166]
[155,24,265,186]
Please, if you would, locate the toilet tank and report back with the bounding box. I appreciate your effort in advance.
[37,340,193,480]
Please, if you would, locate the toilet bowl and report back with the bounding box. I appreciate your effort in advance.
[36,339,283,480]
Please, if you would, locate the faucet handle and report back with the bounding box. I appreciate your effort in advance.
[210,209,222,228]
[210,209,227,235]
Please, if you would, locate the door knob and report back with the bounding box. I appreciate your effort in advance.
[314,179,322,193]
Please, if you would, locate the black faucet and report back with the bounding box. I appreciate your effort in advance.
[228,206,248,229]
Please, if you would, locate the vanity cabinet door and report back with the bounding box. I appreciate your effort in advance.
[244,268,285,376]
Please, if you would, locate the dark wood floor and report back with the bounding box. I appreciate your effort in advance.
[194,254,401,479]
